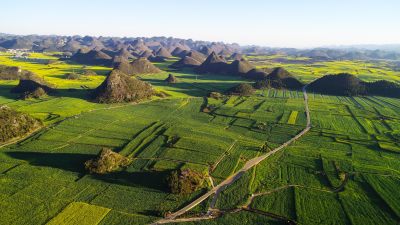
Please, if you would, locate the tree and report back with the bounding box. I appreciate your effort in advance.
[227,83,255,96]
[167,169,206,194]
[85,148,131,174]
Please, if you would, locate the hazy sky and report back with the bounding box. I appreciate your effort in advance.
[1,0,399,48]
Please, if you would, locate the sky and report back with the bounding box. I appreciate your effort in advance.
[1,0,399,48]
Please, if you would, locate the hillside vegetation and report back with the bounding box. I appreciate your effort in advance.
[93,69,154,103]
[309,73,400,97]
[0,106,42,143]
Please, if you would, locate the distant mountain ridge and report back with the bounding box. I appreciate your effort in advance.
[1,33,399,61]
[323,44,400,53]
[0,33,240,57]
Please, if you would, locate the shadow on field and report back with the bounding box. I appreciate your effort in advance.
[6,151,92,173]
[53,88,93,100]
[92,170,169,191]
[142,79,240,97]
[144,79,209,97]
[6,151,169,191]
[0,84,93,101]
[0,84,19,100]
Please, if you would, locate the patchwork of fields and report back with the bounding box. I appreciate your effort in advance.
[247,54,400,83]
[0,84,310,224]
[196,92,400,225]
[0,53,399,224]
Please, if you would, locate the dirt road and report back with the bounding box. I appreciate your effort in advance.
[153,86,312,224]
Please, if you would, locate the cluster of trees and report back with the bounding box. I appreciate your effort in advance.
[165,74,177,84]
[208,91,223,99]
[227,83,255,96]
[85,148,131,174]
[167,169,206,195]
[64,72,81,80]
[0,106,42,143]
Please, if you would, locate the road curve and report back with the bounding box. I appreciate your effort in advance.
[153,86,311,224]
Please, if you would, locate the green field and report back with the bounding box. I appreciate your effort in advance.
[0,53,399,224]
[247,54,400,83]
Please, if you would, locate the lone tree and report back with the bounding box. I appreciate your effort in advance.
[165,74,177,83]
[82,70,97,76]
[85,148,131,174]
[167,169,206,195]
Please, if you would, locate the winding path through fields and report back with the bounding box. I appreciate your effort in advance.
[153,86,312,224]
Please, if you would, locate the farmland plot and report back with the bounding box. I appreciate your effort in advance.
[1,52,400,224]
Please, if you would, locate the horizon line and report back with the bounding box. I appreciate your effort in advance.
[2,31,400,50]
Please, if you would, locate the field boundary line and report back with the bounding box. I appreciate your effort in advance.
[152,85,312,224]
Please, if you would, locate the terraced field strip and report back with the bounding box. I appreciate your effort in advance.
[118,122,159,156]
[127,123,166,158]
[245,181,349,208]
[153,85,312,224]
[132,157,209,166]
[46,202,110,225]
[242,208,297,225]
[287,111,299,125]
[0,99,159,151]
[210,140,238,173]
[51,119,122,151]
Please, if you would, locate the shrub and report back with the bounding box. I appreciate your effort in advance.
[82,70,97,76]
[167,169,206,194]
[227,83,255,96]
[165,74,177,83]
[257,122,268,130]
[339,172,346,181]
[22,87,46,99]
[166,135,180,147]
[0,106,42,143]
[208,91,223,99]
[64,72,81,80]
[85,148,132,174]
[202,107,211,113]
[155,91,169,98]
